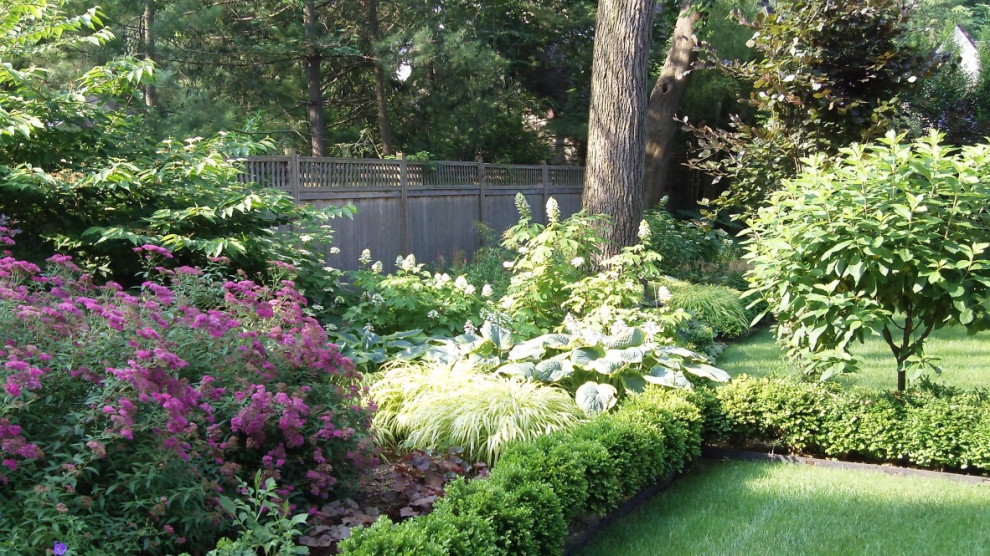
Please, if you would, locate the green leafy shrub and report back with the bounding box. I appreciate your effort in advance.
[490,438,591,522]
[709,376,990,472]
[432,477,558,556]
[744,131,990,390]
[368,361,584,465]
[621,387,705,474]
[642,204,739,285]
[0,2,348,287]
[499,195,607,337]
[0,243,375,554]
[342,252,496,336]
[336,517,445,556]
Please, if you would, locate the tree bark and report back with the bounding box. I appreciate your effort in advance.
[644,0,702,209]
[582,0,656,260]
[141,0,158,109]
[365,0,394,156]
[303,0,327,156]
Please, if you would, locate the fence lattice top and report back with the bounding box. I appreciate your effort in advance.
[235,155,584,190]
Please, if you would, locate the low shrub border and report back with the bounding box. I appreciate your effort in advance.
[702,375,990,474]
[337,387,705,555]
[338,375,990,554]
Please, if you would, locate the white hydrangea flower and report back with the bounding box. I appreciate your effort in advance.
[570,256,585,268]
[464,284,476,296]
[654,286,673,304]
[546,197,560,224]
[563,312,580,334]
[638,220,652,242]
[401,254,416,272]
[371,261,383,274]
[329,246,341,255]
[363,322,375,334]
[427,309,440,319]
[503,261,514,269]
[395,255,405,267]
[371,293,385,306]
[359,249,372,265]
[454,275,469,291]
[481,284,494,298]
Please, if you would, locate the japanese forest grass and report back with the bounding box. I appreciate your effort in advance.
[578,459,990,556]
[717,326,990,391]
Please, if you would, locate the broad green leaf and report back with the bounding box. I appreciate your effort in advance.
[681,362,730,382]
[496,362,538,380]
[534,360,574,382]
[575,382,618,415]
[644,367,692,389]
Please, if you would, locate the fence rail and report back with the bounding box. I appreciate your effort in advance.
[236,154,585,271]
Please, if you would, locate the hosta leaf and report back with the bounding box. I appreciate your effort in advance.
[681,362,731,382]
[480,321,513,350]
[496,362,538,379]
[588,358,624,375]
[602,327,645,349]
[644,367,692,389]
[654,346,699,359]
[534,360,574,382]
[605,347,645,364]
[571,346,604,366]
[621,373,647,394]
[575,382,618,415]
[508,339,548,361]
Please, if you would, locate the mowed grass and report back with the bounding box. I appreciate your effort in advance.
[717,325,990,391]
[577,459,990,556]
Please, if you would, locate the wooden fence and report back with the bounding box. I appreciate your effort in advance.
[236,154,585,271]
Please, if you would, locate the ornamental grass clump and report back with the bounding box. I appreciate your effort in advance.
[370,362,584,464]
[0,233,376,554]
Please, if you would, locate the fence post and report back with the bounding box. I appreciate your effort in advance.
[541,160,550,220]
[399,153,409,256]
[478,159,487,246]
[285,148,301,202]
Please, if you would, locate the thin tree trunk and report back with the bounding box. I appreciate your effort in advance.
[365,0,394,156]
[583,0,656,261]
[141,0,158,109]
[644,0,702,209]
[303,0,327,156]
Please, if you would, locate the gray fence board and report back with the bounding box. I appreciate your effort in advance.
[236,154,584,271]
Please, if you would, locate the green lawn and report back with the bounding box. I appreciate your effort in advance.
[717,326,990,391]
[577,459,990,556]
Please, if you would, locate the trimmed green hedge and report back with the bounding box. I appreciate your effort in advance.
[705,375,990,471]
[338,387,704,555]
[339,376,990,554]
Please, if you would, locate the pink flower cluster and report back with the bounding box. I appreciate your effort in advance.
[0,241,377,551]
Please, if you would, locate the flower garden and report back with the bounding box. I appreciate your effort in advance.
[4,2,990,554]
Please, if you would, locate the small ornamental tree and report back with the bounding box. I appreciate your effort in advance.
[743,130,990,391]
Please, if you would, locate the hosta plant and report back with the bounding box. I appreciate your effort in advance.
[420,321,730,415]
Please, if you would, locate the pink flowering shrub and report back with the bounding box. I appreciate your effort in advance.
[0,234,376,554]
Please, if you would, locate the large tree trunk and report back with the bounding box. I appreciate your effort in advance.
[141,0,158,109]
[583,0,656,260]
[303,0,327,156]
[365,0,394,156]
[644,0,702,209]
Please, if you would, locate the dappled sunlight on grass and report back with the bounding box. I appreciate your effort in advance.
[578,459,990,556]
[717,326,990,391]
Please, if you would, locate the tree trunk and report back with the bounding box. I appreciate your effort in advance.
[141,0,158,109]
[303,0,327,156]
[582,0,656,261]
[365,0,394,156]
[644,0,702,209]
